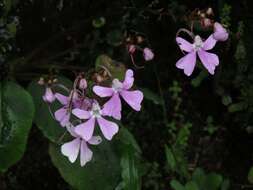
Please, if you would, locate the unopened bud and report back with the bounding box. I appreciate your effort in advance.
[143,48,154,61]
[42,87,55,103]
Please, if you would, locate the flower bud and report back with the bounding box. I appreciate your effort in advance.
[213,22,229,41]
[128,44,136,54]
[143,48,154,61]
[79,78,87,89]
[43,87,55,103]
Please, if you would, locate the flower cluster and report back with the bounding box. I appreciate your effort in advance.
[176,22,229,76]
[41,70,143,166]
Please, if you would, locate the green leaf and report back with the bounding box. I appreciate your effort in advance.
[204,173,223,190]
[221,179,230,190]
[228,102,246,112]
[185,181,199,190]
[95,54,126,80]
[0,81,34,172]
[170,180,185,190]
[221,95,232,106]
[28,77,72,143]
[49,141,121,190]
[248,167,253,184]
[140,88,164,106]
[192,168,206,188]
[165,145,176,171]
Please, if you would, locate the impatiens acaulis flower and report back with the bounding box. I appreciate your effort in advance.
[61,124,102,167]
[43,87,55,103]
[93,69,144,120]
[72,102,119,141]
[143,47,154,61]
[176,35,218,76]
[213,22,229,41]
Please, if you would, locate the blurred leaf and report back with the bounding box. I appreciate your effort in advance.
[106,30,123,46]
[192,168,206,188]
[0,81,34,172]
[222,95,232,106]
[165,145,176,171]
[228,102,246,112]
[140,88,164,106]
[95,54,126,80]
[92,17,106,28]
[248,167,253,184]
[221,179,230,190]
[204,173,223,190]
[170,180,185,190]
[49,141,121,190]
[7,23,16,37]
[185,181,199,190]
[28,77,72,143]
[191,70,208,88]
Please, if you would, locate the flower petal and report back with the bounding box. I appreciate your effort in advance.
[176,52,197,76]
[213,22,229,41]
[80,140,93,167]
[123,69,134,90]
[54,107,70,127]
[61,138,81,163]
[198,50,219,75]
[202,35,217,50]
[97,117,119,140]
[55,93,69,105]
[74,118,96,141]
[72,108,91,119]
[102,93,122,120]
[120,90,143,111]
[88,136,102,145]
[93,86,114,97]
[176,37,194,52]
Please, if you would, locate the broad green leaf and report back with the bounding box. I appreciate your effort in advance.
[185,181,199,190]
[28,77,72,143]
[248,167,253,184]
[49,141,121,190]
[192,168,206,188]
[0,81,34,172]
[204,173,223,190]
[165,145,176,171]
[140,88,164,106]
[170,180,185,190]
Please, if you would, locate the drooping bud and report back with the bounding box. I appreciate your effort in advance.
[143,47,154,61]
[43,87,55,103]
[213,22,229,41]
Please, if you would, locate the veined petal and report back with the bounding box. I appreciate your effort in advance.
[61,138,81,163]
[74,118,96,141]
[80,140,93,167]
[93,86,114,97]
[97,117,119,140]
[198,50,219,75]
[176,52,196,76]
[102,93,122,120]
[123,69,134,90]
[55,93,69,105]
[202,35,217,50]
[176,37,194,52]
[120,90,143,111]
[72,108,91,119]
[54,107,70,127]
[88,136,102,145]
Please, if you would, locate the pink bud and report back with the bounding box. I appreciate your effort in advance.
[128,45,136,54]
[43,87,55,103]
[79,78,87,89]
[213,22,229,41]
[143,48,154,61]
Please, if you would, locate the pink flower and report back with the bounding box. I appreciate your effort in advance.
[143,48,154,61]
[42,87,55,103]
[93,69,144,120]
[54,93,71,127]
[79,78,87,89]
[72,102,119,141]
[61,124,102,166]
[213,22,228,41]
[176,35,219,76]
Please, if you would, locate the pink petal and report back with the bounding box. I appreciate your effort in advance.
[54,107,70,127]
[61,138,81,163]
[72,108,91,119]
[97,117,119,140]
[123,69,134,90]
[102,93,122,120]
[202,35,217,50]
[80,140,93,167]
[74,118,96,141]
[120,90,143,111]
[66,124,78,138]
[197,50,219,75]
[93,86,114,97]
[88,136,102,145]
[176,52,196,76]
[176,37,194,52]
[55,93,69,105]
[213,22,229,41]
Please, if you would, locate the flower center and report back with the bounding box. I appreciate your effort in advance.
[193,35,203,51]
[112,79,123,92]
[91,103,102,118]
